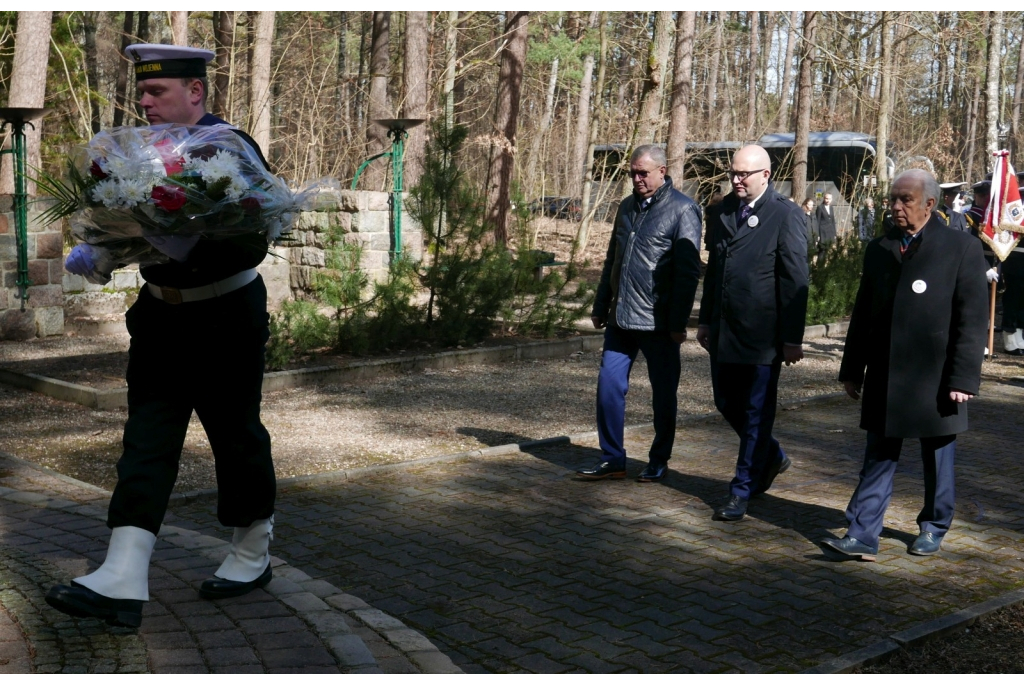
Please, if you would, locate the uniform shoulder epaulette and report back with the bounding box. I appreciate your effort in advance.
[937,209,950,225]
[964,212,977,228]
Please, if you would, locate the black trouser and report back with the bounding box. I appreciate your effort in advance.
[108,276,275,535]
[1001,252,1024,333]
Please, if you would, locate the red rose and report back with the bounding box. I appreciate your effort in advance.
[164,156,186,175]
[151,185,187,212]
[241,196,262,215]
[90,160,108,179]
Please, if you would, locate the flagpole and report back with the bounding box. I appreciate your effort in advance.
[988,280,997,359]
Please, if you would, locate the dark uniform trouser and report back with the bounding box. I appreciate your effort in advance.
[845,432,955,549]
[108,276,275,535]
[1001,252,1024,333]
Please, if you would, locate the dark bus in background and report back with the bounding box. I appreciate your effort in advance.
[591,132,895,231]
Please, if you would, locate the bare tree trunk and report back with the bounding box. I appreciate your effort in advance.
[707,14,723,129]
[527,27,560,196]
[212,11,234,121]
[577,13,608,252]
[1012,16,1024,160]
[403,11,429,189]
[792,11,817,204]
[365,11,391,189]
[666,11,695,181]
[1,11,52,196]
[630,11,673,147]
[249,11,275,155]
[443,11,459,131]
[113,12,134,128]
[747,11,759,139]
[134,12,150,121]
[776,11,799,131]
[875,12,893,192]
[484,11,529,246]
[170,11,188,45]
[985,11,1003,166]
[965,14,987,184]
[570,12,599,196]
[83,11,103,134]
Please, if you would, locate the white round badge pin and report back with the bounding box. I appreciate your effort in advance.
[747,215,759,228]
[912,280,927,294]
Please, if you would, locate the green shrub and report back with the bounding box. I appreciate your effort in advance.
[805,235,865,325]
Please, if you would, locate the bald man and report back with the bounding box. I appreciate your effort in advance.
[697,145,809,522]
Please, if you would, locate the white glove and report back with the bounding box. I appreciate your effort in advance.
[986,268,999,283]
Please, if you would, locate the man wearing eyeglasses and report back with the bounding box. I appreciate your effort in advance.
[697,145,809,521]
[579,145,703,482]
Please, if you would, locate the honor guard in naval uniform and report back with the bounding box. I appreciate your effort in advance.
[965,177,1009,352]
[47,44,277,628]
[938,182,968,233]
[1000,172,1024,356]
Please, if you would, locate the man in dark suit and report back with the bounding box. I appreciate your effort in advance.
[697,145,809,521]
[814,192,838,263]
[938,182,968,232]
[823,169,987,561]
[801,198,818,263]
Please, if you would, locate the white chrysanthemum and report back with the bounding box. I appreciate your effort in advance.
[119,178,152,207]
[104,156,132,179]
[201,149,242,181]
[182,154,202,172]
[226,177,249,201]
[91,179,121,207]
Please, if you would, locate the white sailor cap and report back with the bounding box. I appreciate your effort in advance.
[125,43,214,81]
[939,182,963,191]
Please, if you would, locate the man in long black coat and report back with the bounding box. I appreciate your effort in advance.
[814,192,838,263]
[824,169,988,561]
[697,145,809,521]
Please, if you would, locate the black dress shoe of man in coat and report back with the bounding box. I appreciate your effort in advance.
[576,462,627,480]
[637,461,668,482]
[713,495,748,521]
[821,535,878,562]
[909,531,943,556]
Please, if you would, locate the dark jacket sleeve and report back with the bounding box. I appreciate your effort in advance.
[592,204,623,320]
[946,237,989,394]
[669,201,704,331]
[838,245,875,386]
[777,202,810,345]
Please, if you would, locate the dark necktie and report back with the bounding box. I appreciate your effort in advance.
[738,203,752,224]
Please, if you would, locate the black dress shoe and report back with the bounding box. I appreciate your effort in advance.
[637,462,668,482]
[909,531,943,556]
[754,453,791,497]
[713,495,748,521]
[45,581,143,628]
[198,565,272,600]
[575,462,627,480]
[821,535,877,561]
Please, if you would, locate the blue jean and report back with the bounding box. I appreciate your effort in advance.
[710,359,785,499]
[845,432,956,548]
[596,326,681,467]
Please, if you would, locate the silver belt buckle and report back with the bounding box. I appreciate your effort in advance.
[160,286,183,305]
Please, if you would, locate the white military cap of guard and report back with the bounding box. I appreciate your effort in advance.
[125,43,214,81]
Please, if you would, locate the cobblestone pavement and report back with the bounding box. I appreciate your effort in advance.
[159,379,1024,673]
[0,454,458,674]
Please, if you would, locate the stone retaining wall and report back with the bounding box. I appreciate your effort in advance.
[0,196,64,340]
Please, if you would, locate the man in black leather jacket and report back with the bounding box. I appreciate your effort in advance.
[577,145,703,482]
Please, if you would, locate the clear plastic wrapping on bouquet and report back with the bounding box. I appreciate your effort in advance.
[69,124,333,244]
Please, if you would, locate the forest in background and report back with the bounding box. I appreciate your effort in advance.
[2,10,1024,245]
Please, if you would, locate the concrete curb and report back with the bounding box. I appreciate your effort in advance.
[0,481,460,674]
[803,587,1024,673]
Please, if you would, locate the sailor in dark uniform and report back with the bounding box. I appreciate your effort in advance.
[938,182,968,232]
[48,44,277,628]
[1000,173,1024,356]
[964,177,1011,353]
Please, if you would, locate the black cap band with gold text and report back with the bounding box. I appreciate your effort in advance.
[134,58,207,81]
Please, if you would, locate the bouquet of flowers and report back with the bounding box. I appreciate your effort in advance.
[38,124,329,281]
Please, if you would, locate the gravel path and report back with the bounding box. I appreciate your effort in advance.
[1,335,844,493]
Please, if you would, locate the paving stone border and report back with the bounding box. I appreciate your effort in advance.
[0,485,461,674]
[803,587,1024,673]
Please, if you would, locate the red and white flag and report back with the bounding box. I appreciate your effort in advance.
[981,150,1024,262]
